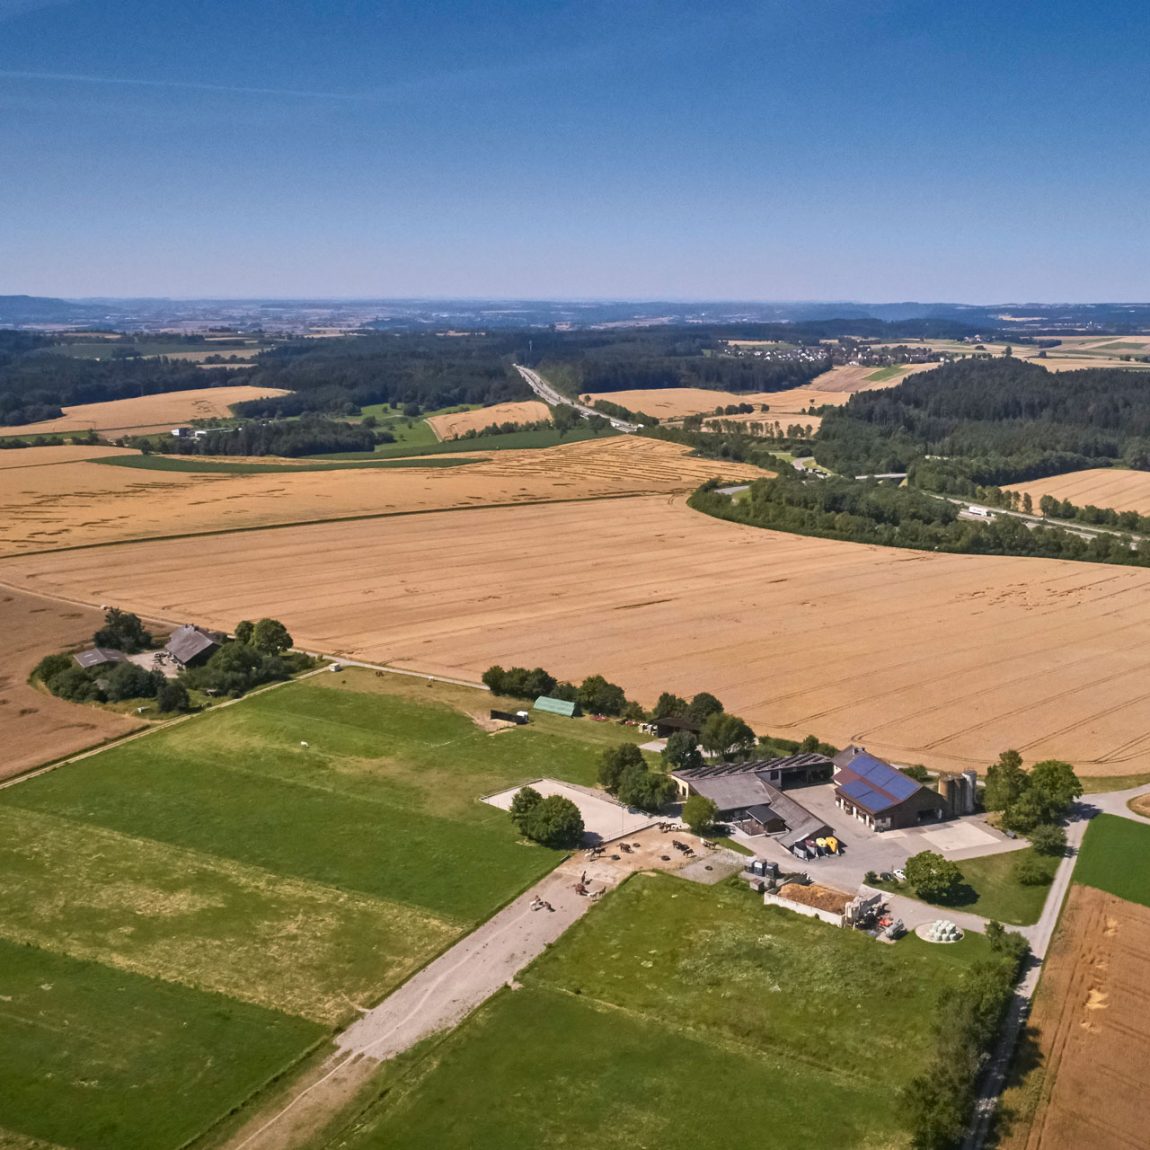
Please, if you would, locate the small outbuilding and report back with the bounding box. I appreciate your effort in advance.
[653,714,702,739]
[533,695,580,718]
[165,624,222,669]
[73,647,128,670]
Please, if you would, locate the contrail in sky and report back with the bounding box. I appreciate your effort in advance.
[0,68,359,100]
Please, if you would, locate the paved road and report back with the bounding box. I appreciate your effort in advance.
[513,363,638,431]
[963,785,1150,1149]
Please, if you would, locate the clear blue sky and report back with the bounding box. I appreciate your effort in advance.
[2,0,1147,301]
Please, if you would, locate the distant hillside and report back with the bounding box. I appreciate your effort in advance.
[0,296,108,326]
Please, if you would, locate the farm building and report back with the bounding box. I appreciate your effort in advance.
[72,647,128,670]
[533,695,580,718]
[832,747,948,831]
[672,760,833,854]
[165,624,222,668]
[653,714,702,739]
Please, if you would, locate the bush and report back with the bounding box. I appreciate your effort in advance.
[101,661,161,702]
[33,653,73,683]
[1013,853,1054,886]
[46,666,104,703]
[1028,823,1067,856]
[509,786,542,832]
[181,642,289,698]
[482,665,557,700]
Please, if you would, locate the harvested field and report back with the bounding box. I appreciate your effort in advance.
[7,385,290,439]
[0,445,130,468]
[0,436,761,555]
[7,497,1150,775]
[1000,885,1150,1150]
[427,400,550,440]
[0,588,141,781]
[805,362,937,392]
[581,387,790,419]
[1006,468,1150,518]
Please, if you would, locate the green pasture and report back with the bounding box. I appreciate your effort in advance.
[0,938,321,1150]
[338,874,989,1149]
[1076,814,1150,906]
[0,671,643,1147]
[874,847,1056,925]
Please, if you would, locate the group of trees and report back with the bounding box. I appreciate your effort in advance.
[136,417,383,458]
[902,928,1031,1148]
[691,471,1150,569]
[182,618,307,697]
[508,787,584,848]
[587,397,660,425]
[651,691,756,761]
[597,744,678,812]
[482,665,639,717]
[983,750,1082,835]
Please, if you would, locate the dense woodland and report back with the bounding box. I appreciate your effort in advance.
[816,358,1150,487]
[691,473,1150,567]
[0,331,236,425]
[133,418,383,457]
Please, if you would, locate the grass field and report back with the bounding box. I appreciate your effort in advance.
[878,848,1055,925]
[1074,813,1150,906]
[0,671,641,1148]
[336,874,990,1149]
[0,938,322,1150]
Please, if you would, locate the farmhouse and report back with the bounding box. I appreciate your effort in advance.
[165,624,222,668]
[672,758,834,853]
[833,746,948,831]
[72,647,128,670]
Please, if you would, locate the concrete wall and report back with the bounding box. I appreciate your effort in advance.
[763,891,844,927]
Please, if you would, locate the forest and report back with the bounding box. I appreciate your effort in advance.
[691,472,1150,568]
[130,418,382,458]
[816,358,1150,486]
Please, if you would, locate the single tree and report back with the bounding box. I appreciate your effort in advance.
[617,765,677,813]
[481,665,507,693]
[509,786,542,832]
[904,850,965,903]
[524,794,584,848]
[662,730,704,772]
[1027,760,1082,817]
[577,674,627,716]
[234,620,255,645]
[94,608,152,653]
[700,712,756,760]
[683,794,718,835]
[598,743,645,793]
[155,679,190,713]
[686,691,725,724]
[652,691,688,720]
[1013,853,1053,886]
[251,618,293,655]
[983,749,1028,811]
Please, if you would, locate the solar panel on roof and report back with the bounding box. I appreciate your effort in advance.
[882,772,921,801]
[840,778,897,813]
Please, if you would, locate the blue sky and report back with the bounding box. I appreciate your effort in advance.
[1,0,1147,300]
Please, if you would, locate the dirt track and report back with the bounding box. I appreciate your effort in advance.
[6,495,1150,774]
[1004,885,1150,1149]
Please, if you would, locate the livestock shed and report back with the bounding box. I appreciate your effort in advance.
[833,746,948,831]
[533,695,580,718]
[164,624,222,669]
[72,647,128,670]
[652,714,702,739]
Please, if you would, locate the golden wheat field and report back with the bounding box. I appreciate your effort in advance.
[0,437,762,556]
[5,495,1150,775]
[1006,469,1150,518]
[7,385,291,438]
[426,400,551,440]
[0,588,142,780]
